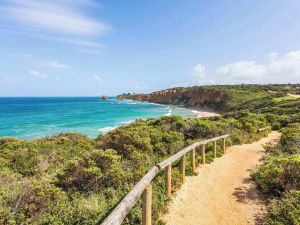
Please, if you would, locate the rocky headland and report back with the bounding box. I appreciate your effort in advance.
[117,87,228,112]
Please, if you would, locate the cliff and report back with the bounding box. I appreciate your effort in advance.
[117,87,229,111]
[116,93,144,100]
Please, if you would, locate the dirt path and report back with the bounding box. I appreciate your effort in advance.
[162,131,281,225]
[288,93,300,99]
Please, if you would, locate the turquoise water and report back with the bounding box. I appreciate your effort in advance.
[0,97,199,139]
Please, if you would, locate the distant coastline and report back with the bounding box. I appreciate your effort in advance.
[129,101,221,118]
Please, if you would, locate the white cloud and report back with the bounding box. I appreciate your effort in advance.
[94,75,103,83]
[3,29,104,49]
[62,0,99,7]
[35,60,72,69]
[0,1,108,54]
[192,64,206,78]
[214,61,267,79]
[29,70,48,79]
[268,50,300,77]
[58,38,104,48]
[2,1,110,36]
[192,49,300,84]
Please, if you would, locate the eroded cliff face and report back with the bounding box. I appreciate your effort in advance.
[149,88,227,110]
[117,87,229,111]
[117,93,145,101]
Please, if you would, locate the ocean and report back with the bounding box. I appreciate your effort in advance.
[0,97,200,139]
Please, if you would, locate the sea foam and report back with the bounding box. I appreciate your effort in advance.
[97,126,118,133]
[165,107,172,116]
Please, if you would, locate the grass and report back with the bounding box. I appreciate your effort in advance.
[272,95,295,102]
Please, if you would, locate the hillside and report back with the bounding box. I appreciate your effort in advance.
[117,84,300,115]
[0,84,299,224]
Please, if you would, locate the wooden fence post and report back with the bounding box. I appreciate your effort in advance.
[166,164,172,197]
[201,145,206,164]
[222,138,226,153]
[213,141,217,159]
[191,148,196,172]
[142,184,152,225]
[181,154,185,183]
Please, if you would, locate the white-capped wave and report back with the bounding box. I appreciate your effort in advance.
[165,108,172,116]
[97,126,117,133]
[149,102,163,106]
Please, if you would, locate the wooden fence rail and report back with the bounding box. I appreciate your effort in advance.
[101,134,230,225]
[258,126,271,133]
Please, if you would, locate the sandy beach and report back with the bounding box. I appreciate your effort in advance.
[197,111,220,118]
[188,109,220,118]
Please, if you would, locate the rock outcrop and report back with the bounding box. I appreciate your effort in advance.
[117,87,228,111]
[117,93,146,101]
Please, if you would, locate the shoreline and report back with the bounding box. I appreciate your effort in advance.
[94,103,220,135]
[197,111,221,118]
[96,103,220,135]
[0,99,220,140]
[176,104,221,118]
[135,100,221,118]
[120,98,221,118]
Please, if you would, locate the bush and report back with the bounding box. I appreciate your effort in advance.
[0,177,70,224]
[266,190,300,225]
[279,127,300,155]
[56,149,125,192]
[252,155,300,195]
[183,119,218,139]
[0,143,39,176]
[265,125,300,156]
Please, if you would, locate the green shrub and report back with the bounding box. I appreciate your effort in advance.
[266,190,300,225]
[0,143,39,176]
[56,149,125,192]
[279,127,300,155]
[265,125,300,156]
[0,178,69,224]
[252,155,300,195]
[183,119,219,139]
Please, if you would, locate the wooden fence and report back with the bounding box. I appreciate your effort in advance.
[101,134,230,225]
[258,126,271,133]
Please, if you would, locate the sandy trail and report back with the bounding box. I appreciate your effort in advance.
[288,93,300,99]
[162,131,281,225]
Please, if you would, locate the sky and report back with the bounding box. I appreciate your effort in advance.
[0,0,300,96]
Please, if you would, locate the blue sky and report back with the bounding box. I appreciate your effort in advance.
[0,0,300,96]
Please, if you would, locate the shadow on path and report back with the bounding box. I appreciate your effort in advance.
[233,177,267,225]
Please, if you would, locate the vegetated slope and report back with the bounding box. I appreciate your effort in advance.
[0,84,299,224]
[163,131,281,225]
[251,122,300,225]
[0,113,270,224]
[117,84,300,116]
